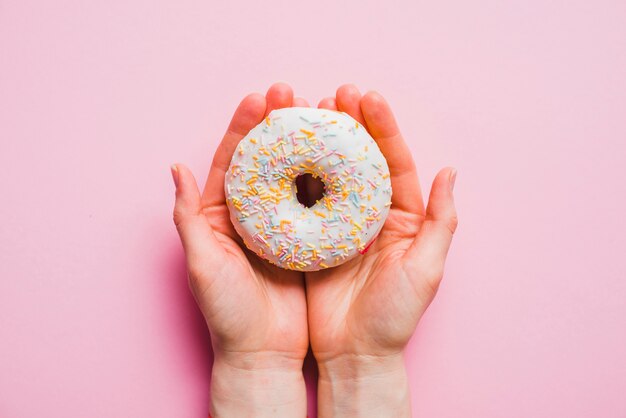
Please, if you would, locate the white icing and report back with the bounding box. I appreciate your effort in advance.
[224,107,392,271]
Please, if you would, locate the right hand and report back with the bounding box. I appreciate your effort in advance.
[304,85,458,417]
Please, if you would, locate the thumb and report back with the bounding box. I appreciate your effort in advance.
[171,164,221,259]
[403,167,458,290]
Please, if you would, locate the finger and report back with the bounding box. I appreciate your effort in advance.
[172,164,223,259]
[318,97,337,110]
[360,91,425,215]
[403,168,457,290]
[201,93,267,207]
[265,82,294,116]
[293,97,310,107]
[336,84,366,125]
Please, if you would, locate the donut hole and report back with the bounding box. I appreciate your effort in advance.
[295,173,325,208]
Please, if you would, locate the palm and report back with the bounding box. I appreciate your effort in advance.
[307,206,441,358]
[193,202,307,357]
[305,86,457,361]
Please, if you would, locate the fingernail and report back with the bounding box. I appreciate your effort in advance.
[449,169,457,192]
[170,164,179,188]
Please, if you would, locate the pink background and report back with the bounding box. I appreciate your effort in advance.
[1,0,625,416]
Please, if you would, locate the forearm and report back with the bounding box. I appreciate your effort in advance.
[210,351,307,418]
[316,353,411,418]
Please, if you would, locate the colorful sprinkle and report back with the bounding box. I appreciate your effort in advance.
[225,108,392,271]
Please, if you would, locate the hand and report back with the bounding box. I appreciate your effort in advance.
[171,83,310,417]
[305,85,458,417]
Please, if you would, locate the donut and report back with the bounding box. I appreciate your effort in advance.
[224,107,392,271]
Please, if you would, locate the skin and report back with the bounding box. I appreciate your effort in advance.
[307,85,458,417]
[171,83,458,417]
[172,83,308,417]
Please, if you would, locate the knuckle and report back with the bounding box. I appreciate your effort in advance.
[425,267,445,295]
[187,257,208,288]
[423,264,444,285]
[187,265,203,288]
[172,206,185,228]
[409,262,444,299]
[447,215,459,235]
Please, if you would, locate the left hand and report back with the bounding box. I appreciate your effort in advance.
[172,83,311,417]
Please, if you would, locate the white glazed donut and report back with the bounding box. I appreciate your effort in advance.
[225,107,392,271]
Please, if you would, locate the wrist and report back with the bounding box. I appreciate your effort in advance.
[316,353,411,418]
[210,350,307,418]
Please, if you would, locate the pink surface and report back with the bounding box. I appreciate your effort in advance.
[1,0,625,416]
